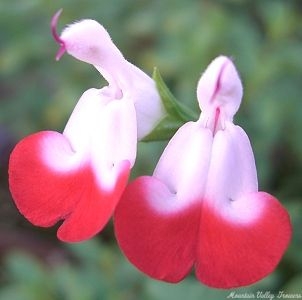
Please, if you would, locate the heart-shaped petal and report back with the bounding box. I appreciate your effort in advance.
[9,131,130,242]
[9,88,136,242]
[114,176,200,282]
[196,192,292,288]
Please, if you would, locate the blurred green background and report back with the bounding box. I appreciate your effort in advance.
[1,0,302,299]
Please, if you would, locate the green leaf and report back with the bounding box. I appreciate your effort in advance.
[152,67,198,121]
[141,115,184,142]
[142,68,198,142]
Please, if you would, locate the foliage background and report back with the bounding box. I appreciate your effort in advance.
[1,0,302,299]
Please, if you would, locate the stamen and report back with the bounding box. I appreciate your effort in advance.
[51,9,64,44]
[51,9,66,61]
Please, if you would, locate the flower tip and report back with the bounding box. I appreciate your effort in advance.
[214,55,233,65]
[197,55,242,116]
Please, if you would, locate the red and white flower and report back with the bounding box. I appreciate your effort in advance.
[8,11,164,242]
[114,56,292,288]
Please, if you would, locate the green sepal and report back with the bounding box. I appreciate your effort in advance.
[142,68,198,142]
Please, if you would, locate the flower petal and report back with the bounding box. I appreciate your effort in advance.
[63,88,137,190]
[153,121,213,208]
[9,88,136,242]
[9,131,81,227]
[114,176,200,282]
[57,159,130,242]
[197,56,242,120]
[9,131,131,242]
[194,123,292,288]
[196,192,292,288]
[60,19,124,72]
[124,67,164,140]
[114,122,213,282]
[204,123,258,223]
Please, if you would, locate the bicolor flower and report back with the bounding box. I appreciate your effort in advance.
[8,11,164,242]
[114,56,292,288]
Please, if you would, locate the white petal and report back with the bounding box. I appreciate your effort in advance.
[90,94,137,174]
[197,56,243,120]
[44,88,106,171]
[61,20,124,73]
[153,121,213,211]
[204,122,259,223]
[62,88,137,190]
[63,88,109,155]
[122,63,165,139]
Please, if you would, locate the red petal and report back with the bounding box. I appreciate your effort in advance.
[9,131,130,242]
[57,160,130,242]
[196,192,292,288]
[114,176,200,282]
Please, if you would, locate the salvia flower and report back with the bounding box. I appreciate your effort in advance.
[8,11,164,242]
[114,56,292,288]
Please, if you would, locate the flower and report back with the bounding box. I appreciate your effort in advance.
[8,10,164,242]
[114,56,292,288]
